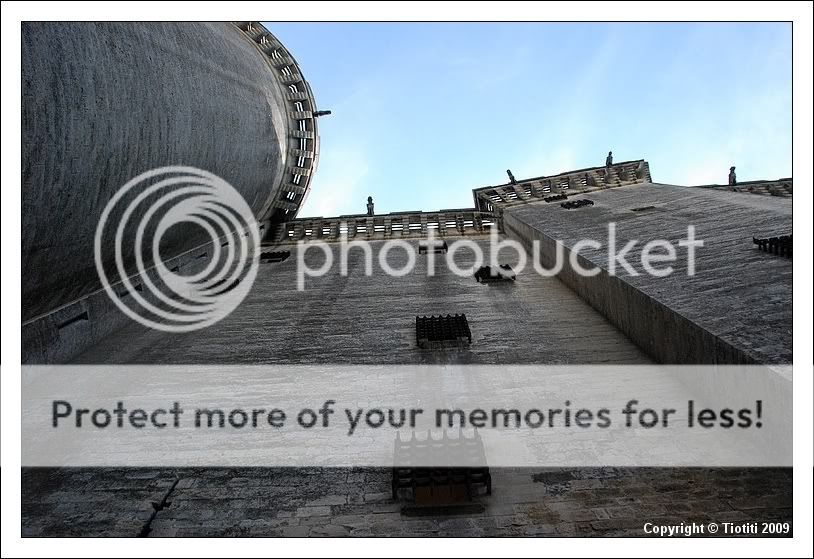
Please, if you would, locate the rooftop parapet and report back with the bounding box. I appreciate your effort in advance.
[472,159,651,211]
[270,209,500,243]
[694,178,792,198]
[269,160,655,243]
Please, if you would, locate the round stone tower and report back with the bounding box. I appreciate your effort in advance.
[22,22,319,361]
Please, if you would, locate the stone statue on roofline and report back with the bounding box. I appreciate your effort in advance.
[366,196,374,216]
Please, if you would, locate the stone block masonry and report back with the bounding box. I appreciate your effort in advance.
[504,182,792,365]
[22,467,791,537]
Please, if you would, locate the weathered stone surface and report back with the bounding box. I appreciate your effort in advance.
[22,21,320,364]
[505,183,792,364]
[22,22,291,324]
[69,237,652,365]
[22,467,791,537]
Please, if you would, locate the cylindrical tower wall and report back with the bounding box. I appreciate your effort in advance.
[22,22,313,323]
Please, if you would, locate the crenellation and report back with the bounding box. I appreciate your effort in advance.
[277,209,501,243]
[473,160,651,211]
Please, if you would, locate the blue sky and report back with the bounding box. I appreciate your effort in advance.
[266,22,792,218]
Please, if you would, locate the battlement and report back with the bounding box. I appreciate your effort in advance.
[472,159,651,211]
[266,159,793,253]
[694,178,792,198]
[270,160,654,244]
[270,208,499,243]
